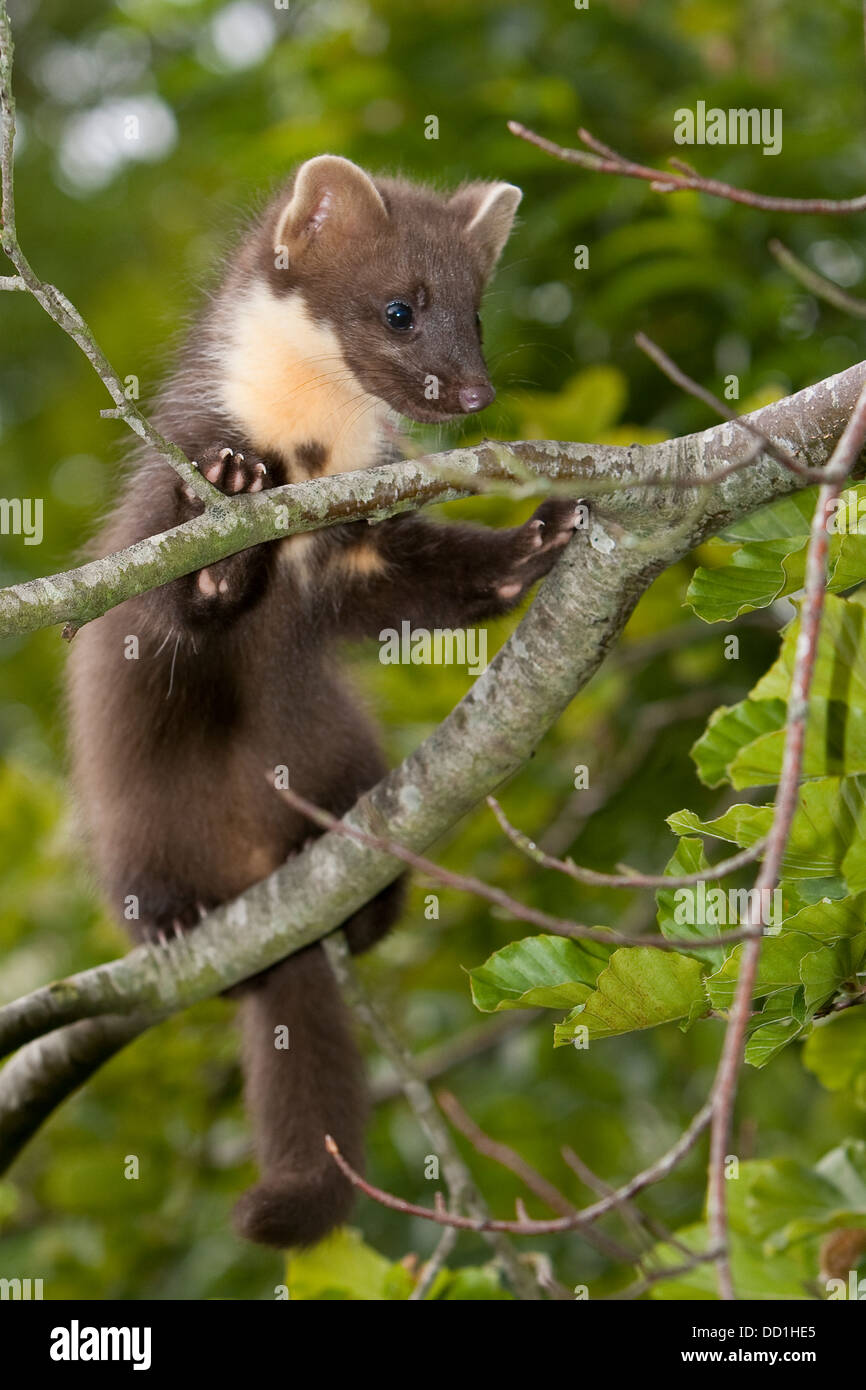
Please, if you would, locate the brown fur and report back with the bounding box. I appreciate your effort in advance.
[68,157,580,1249]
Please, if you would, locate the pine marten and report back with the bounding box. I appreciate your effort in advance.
[67,156,580,1249]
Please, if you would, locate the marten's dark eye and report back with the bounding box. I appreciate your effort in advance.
[385,300,414,332]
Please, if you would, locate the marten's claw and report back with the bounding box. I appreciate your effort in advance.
[141,924,172,948]
[196,567,231,597]
[197,444,268,495]
[140,901,205,947]
[497,498,584,600]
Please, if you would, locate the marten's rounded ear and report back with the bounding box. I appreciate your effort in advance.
[273,155,388,259]
[450,182,522,279]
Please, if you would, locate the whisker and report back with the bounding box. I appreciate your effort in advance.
[166,634,181,700]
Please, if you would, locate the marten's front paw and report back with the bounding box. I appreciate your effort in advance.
[196,445,268,495]
[498,498,585,601]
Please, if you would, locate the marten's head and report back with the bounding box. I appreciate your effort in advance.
[250,156,521,426]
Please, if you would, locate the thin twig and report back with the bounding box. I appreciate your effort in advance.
[276,785,764,953]
[635,332,821,481]
[324,1100,713,1237]
[769,239,866,319]
[408,1226,459,1301]
[509,121,866,216]
[706,378,866,1299]
[488,797,767,889]
[437,1089,641,1265]
[561,1145,695,1262]
[0,2,219,505]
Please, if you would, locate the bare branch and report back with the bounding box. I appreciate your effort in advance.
[0,1014,150,1171]
[0,3,219,504]
[437,1088,641,1264]
[322,1101,713,1236]
[276,785,762,952]
[561,1145,694,1261]
[508,121,866,216]
[2,355,864,641]
[0,441,586,640]
[769,239,866,319]
[706,378,866,1299]
[487,796,767,890]
[634,332,819,481]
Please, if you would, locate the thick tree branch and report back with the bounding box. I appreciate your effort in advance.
[3,358,863,642]
[0,442,595,639]
[0,1014,150,1170]
[0,360,862,1145]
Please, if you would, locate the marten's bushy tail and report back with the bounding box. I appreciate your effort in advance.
[232,944,367,1249]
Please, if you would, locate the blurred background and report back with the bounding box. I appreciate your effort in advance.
[1,0,865,1299]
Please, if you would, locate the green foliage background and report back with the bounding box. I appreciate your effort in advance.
[2,0,866,1299]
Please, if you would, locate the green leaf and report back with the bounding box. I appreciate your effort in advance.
[800,931,866,1013]
[670,779,866,880]
[745,1016,804,1067]
[468,934,611,1013]
[708,934,814,1009]
[656,842,784,972]
[781,877,849,912]
[732,700,866,786]
[688,486,866,623]
[668,802,773,848]
[737,1145,866,1252]
[687,537,806,623]
[707,898,866,1050]
[434,1266,513,1300]
[286,1227,414,1301]
[753,594,866,706]
[816,1139,866,1209]
[647,1223,811,1300]
[655,837,728,967]
[720,488,820,544]
[690,596,866,789]
[553,947,707,1045]
[840,781,866,890]
[803,1011,866,1103]
[691,698,787,788]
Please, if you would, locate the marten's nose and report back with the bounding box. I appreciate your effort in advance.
[458,383,495,413]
